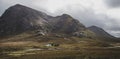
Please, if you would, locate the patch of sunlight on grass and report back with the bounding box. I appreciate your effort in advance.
[7,50,37,57]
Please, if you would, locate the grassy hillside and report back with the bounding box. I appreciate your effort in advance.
[0,47,120,59]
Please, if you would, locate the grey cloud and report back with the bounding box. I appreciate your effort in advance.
[106,25,120,31]
[50,6,107,27]
[105,0,120,8]
[109,31,120,37]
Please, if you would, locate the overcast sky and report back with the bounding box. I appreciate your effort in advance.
[0,0,120,37]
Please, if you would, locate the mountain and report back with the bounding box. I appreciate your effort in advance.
[0,4,93,38]
[88,26,115,38]
[0,4,52,36]
[50,14,86,34]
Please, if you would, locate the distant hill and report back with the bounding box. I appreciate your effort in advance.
[88,26,115,38]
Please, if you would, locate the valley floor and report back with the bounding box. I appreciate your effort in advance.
[0,41,120,59]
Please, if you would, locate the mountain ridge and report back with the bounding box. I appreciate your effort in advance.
[0,4,116,41]
[0,4,89,37]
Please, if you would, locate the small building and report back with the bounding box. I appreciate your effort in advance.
[45,44,52,47]
[45,43,60,47]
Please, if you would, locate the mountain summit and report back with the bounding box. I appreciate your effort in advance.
[0,4,51,36]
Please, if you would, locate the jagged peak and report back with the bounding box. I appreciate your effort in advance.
[0,4,31,18]
[62,14,70,16]
[3,4,29,13]
[0,4,52,21]
[61,14,72,18]
[89,25,97,27]
[89,26,102,29]
[14,4,23,7]
[10,4,27,8]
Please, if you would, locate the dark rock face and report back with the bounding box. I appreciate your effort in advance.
[88,26,115,38]
[0,4,86,36]
[0,4,51,36]
[51,14,86,34]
